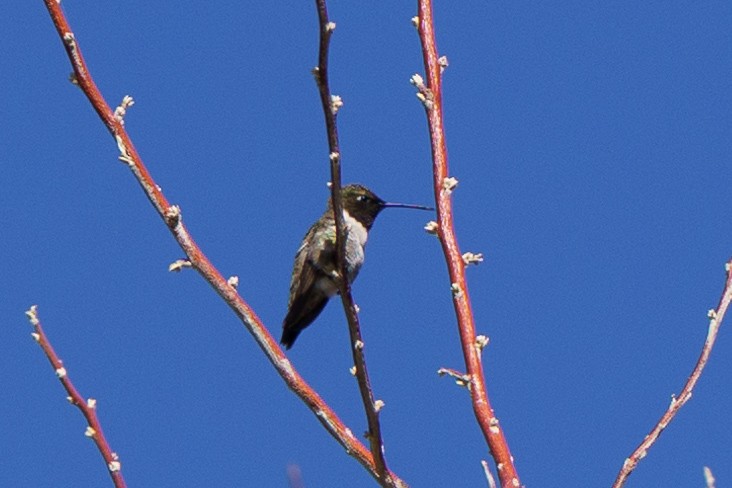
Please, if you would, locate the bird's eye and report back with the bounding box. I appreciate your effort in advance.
[357,195,368,202]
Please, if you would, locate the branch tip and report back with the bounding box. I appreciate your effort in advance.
[25,305,40,325]
[704,466,716,488]
[481,460,497,488]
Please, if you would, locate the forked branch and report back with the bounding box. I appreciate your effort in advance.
[41,1,404,485]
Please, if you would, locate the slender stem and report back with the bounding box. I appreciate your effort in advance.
[414,1,521,486]
[41,2,405,485]
[611,259,732,488]
[25,306,127,488]
[312,2,397,487]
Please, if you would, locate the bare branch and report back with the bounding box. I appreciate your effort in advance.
[25,306,126,488]
[41,1,398,482]
[414,2,521,486]
[612,259,732,487]
[311,1,399,487]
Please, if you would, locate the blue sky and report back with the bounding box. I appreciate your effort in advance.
[2,2,731,487]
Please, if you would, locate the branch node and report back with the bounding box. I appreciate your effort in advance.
[411,16,419,28]
[62,32,75,46]
[354,339,364,350]
[168,259,192,272]
[31,332,41,342]
[489,417,501,434]
[424,220,439,235]
[707,308,717,319]
[165,205,181,226]
[329,152,340,163]
[227,276,239,289]
[84,426,97,438]
[462,252,484,266]
[438,55,449,73]
[68,72,79,86]
[115,135,133,165]
[325,21,336,32]
[442,176,458,195]
[349,366,357,376]
[373,399,385,412]
[330,95,344,115]
[108,460,122,473]
[450,282,464,299]
[113,95,135,125]
[87,398,97,409]
[475,335,490,351]
[55,367,67,378]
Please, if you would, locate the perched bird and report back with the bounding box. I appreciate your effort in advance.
[280,184,433,349]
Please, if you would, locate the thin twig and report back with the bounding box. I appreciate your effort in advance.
[25,306,126,488]
[41,2,405,485]
[481,460,497,488]
[413,2,521,486]
[311,2,396,487]
[612,259,732,488]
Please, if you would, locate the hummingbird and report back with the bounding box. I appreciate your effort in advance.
[280,184,433,349]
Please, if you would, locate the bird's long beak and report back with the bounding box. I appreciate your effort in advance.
[382,202,434,211]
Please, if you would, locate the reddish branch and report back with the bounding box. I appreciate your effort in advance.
[611,259,732,488]
[25,306,126,488]
[312,1,395,486]
[41,2,406,485]
[414,1,521,486]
